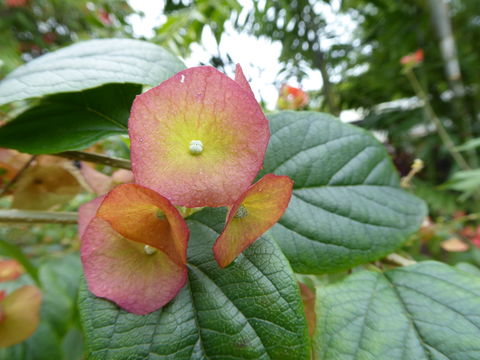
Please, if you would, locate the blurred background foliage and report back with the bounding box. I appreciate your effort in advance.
[0,0,134,77]
[2,1,480,354]
[157,0,480,216]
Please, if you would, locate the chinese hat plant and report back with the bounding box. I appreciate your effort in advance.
[213,173,294,267]
[79,65,290,315]
[129,65,270,207]
[0,38,439,358]
[79,184,189,315]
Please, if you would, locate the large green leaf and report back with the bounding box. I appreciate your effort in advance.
[0,38,184,106]
[0,83,139,154]
[78,208,310,360]
[262,111,427,273]
[315,261,480,359]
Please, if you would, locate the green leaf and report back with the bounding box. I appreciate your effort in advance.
[39,254,82,336]
[442,169,480,193]
[315,261,480,360]
[262,111,427,273]
[455,262,480,277]
[456,137,480,152]
[0,38,185,106]
[78,208,310,360]
[0,83,139,154]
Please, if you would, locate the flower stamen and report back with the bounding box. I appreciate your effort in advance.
[156,210,166,219]
[144,245,157,255]
[234,205,248,219]
[189,140,203,155]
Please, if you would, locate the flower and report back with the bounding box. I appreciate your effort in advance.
[277,84,309,110]
[129,65,269,207]
[0,260,23,282]
[400,49,424,66]
[0,285,42,347]
[10,156,83,210]
[213,174,293,267]
[98,9,113,26]
[5,0,28,8]
[79,184,189,315]
[468,226,480,249]
[79,163,133,196]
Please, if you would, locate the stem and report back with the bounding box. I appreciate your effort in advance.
[385,253,416,267]
[427,0,476,167]
[313,49,340,116]
[0,155,37,197]
[405,69,470,170]
[401,158,424,188]
[0,210,77,224]
[54,151,131,170]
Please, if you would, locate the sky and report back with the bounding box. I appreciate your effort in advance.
[126,0,359,121]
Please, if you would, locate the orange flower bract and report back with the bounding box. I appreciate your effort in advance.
[213,174,294,268]
[129,65,269,207]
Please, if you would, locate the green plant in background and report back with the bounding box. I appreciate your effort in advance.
[173,0,480,216]
[0,36,479,360]
[0,0,135,78]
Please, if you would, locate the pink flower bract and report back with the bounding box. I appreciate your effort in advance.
[129,65,270,207]
[79,184,189,315]
[213,174,294,268]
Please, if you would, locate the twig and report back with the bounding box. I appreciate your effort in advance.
[385,253,416,267]
[0,210,77,224]
[405,69,470,171]
[401,158,424,188]
[54,151,131,170]
[0,155,37,197]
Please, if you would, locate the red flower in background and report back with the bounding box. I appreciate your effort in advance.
[400,49,424,66]
[470,226,480,248]
[277,84,309,110]
[5,0,28,7]
[459,225,480,249]
[42,32,58,45]
[98,9,113,26]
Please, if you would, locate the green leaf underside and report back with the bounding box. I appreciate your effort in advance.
[78,208,310,360]
[316,261,480,360]
[0,39,185,106]
[0,83,140,154]
[262,111,427,273]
